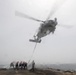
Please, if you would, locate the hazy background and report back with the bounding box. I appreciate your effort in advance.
[0,0,76,65]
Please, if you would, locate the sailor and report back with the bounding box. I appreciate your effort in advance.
[32,60,35,72]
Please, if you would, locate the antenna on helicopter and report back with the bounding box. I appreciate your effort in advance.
[54,18,58,25]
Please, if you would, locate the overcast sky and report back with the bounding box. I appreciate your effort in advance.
[0,0,76,65]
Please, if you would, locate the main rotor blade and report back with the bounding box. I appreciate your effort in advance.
[46,0,66,21]
[58,24,73,28]
[15,11,44,22]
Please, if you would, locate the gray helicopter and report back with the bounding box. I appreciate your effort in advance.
[15,0,72,43]
[29,18,58,43]
[15,11,58,43]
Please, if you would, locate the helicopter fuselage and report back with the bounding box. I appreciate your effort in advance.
[29,18,58,43]
[37,19,57,38]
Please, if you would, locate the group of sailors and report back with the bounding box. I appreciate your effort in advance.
[10,61,27,70]
[10,60,35,71]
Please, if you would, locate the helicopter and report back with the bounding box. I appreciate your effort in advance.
[15,11,58,43]
[15,0,72,43]
[29,18,58,43]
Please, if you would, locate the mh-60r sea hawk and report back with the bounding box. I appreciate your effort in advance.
[15,0,72,43]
